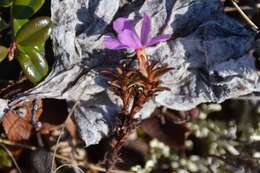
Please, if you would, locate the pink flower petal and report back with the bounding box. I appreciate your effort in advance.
[113,17,133,33]
[141,13,151,45]
[145,34,172,47]
[103,36,128,50]
[118,29,142,50]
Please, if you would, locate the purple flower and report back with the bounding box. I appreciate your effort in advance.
[104,13,171,51]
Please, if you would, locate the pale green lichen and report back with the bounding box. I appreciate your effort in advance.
[132,101,260,172]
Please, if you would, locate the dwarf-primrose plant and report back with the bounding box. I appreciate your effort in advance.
[102,13,173,171]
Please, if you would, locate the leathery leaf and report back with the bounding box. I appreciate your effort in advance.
[16,17,51,46]
[13,0,45,19]
[16,45,48,84]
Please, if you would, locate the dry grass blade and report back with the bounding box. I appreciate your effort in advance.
[88,163,135,173]
[152,86,171,93]
[101,70,120,80]
[229,0,259,31]
[0,138,37,150]
[54,163,85,173]
[51,101,80,173]
[148,67,173,81]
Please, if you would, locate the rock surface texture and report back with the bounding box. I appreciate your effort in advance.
[0,0,259,146]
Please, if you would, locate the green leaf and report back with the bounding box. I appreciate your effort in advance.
[0,0,12,7]
[33,44,45,56]
[14,19,28,35]
[16,17,52,46]
[16,45,48,84]
[0,17,8,32]
[0,46,8,63]
[13,0,45,19]
[0,148,12,168]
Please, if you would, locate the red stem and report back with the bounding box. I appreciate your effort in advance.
[136,49,149,77]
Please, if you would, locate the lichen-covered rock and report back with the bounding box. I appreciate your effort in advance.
[1,0,258,146]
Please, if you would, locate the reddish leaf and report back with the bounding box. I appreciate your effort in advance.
[2,111,33,141]
[164,107,200,122]
[187,107,200,119]
[65,117,79,143]
[38,122,56,134]
[2,100,43,141]
[142,116,190,149]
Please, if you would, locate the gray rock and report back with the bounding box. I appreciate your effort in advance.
[0,99,8,119]
[1,0,258,146]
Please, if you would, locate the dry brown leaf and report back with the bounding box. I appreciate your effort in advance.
[2,100,42,141]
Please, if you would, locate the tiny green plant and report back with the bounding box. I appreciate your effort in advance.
[0,0,51,84]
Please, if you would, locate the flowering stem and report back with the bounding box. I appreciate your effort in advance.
[8,42,16,61]
[104,114,138,172]
[136,49,149,77]
[8,1,16,61]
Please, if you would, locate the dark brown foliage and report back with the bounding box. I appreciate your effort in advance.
[102,59,173,171]
[142,112,190,149]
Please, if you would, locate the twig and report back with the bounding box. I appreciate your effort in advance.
[51,101,80,173]
[229,0,259,31]
[88,164,135,173]
[231,95,260,101]
[0,143,23,173]
[51,150,134,173]
[53,163,85,173]
[0,138,86,171]
[0,138,37,150]
[53,152,135,173]
[0,137,133,173]
[54,153,80,164]
[225,4,260,12]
